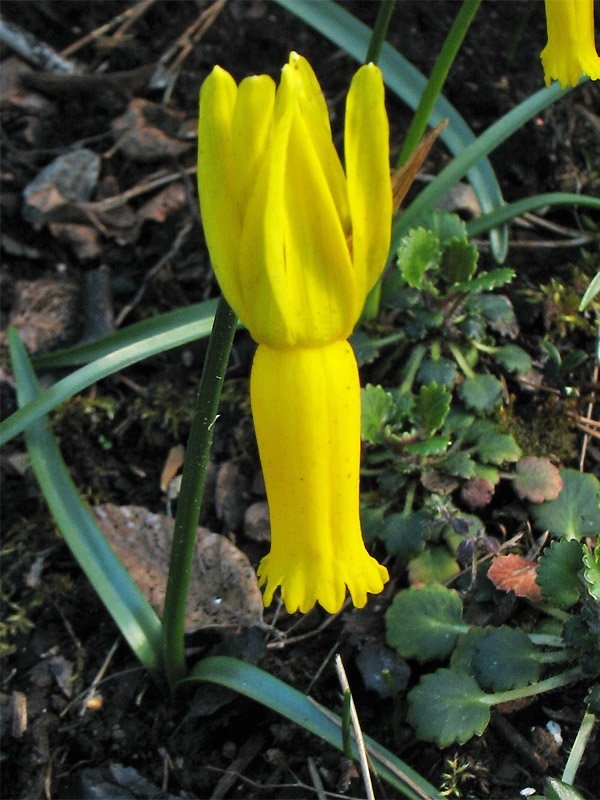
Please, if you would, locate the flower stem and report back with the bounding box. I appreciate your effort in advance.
[161,295,238,689]
[397,0,482,168]
[365,0,396,65]
[481,668,582,707]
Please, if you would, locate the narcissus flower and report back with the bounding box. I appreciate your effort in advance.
[541,0,600,88]
[197,52,391,613]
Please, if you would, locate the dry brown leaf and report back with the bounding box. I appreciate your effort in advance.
[92,504,263,631]
[7,278,81,354]
[111,99,192,163]
[392,120,447,212]
[487,554,542,601]
[137,182,187,223]
[160,445,185,493]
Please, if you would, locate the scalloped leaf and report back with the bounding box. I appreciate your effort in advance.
[396,227,441,288]
[457,267,515,293]
[494,344,532,374]
[424,211,468,247]
[404,434,451,455]
[582,544,600,602]
[513,457,563,503]
[443,451,476,479]
[450,629,489,675]
[459,375,503,412]
[361,384,396,444]
[440,238,479,284]
[475,432,521,465]
[536,539,583,608]
[531,469,600,539]
[408,545,460,586]
[407,669,490,746]
[385,584,466,662]
[418,357,459,388]
[487,554,542,601]
[473,293,516,322]
[415,382,451,432]
[382,512,426,559]
[473,626,540,691]
[350,331,383,367]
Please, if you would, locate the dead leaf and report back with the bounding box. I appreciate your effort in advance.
[461,477,495,509]
[92,504,263,631]
[487,554,542,601]
[110,99,192,163]
[22,149,101,229]
[392,120,447,213]
[7,278,81,354]
[48,222,101,260]
[243,501,271,543]
[160,444,185,492]
[137,182,187,223]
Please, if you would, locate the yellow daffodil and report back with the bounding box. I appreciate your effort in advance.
[541,0,600,88]
[197,52,391,613]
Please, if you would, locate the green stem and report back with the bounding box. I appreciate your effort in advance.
[447,342,475,378]
[482,668,581,707]
[536,650,576,665]
[562,711,596,785]
[527,634,566,648]
[398,342,427,394]
[365,0,396,65]
[162,296,238,689]
[397,0,481,167]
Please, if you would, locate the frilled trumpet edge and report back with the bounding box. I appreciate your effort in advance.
[250,340,389,614]
[541,0,600,88]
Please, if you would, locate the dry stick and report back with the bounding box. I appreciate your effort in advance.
[335,654,375,800]
[0,17,79,73]
[307,758,327,800]
[86,166,196,214]
[78,638,120,716]
[114,218,193,327]
[60,0,158,57]
[579,356,599,470]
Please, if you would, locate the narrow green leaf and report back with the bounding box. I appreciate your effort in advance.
[33,300,219,368]
[416,382,451,432]
[466,193,600,238]
[186,656,442,800]
[1,305,220,446]
[7,327,163,678]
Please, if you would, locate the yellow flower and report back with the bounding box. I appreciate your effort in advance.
[198,52,391,613]
[541,0,600,88]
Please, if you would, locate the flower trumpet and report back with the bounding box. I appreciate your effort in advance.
[541,0,600,88]
[197,52,391,613]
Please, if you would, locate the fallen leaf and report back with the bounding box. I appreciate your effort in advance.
[392,120,447,212]
[487,554,542,601]
[160,444,185,493]
[48,222,101,260]
[7,278,81,354]
[111,99,192,163]
[137,182,187,223]
[461,477,495,509]
[92,504,263,631]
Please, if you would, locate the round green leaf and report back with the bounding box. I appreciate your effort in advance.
[382,512,426,559]
[418,357,459,388]
[513,456,563,503]
[473,626,540,691]
[407,668,490,746]
[494,344,532,374]
[385,584,466,662]
[531,469,600,539]
[475,432,521,465]
[408,545,460,586]
[459,375,503,412]
[450,628,488,675]
[582,544,600,602]
[536,539,583,608]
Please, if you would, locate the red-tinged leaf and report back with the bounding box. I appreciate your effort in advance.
[487,554,542,601]
[513,456,563,503]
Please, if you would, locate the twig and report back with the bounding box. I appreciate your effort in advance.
[0,16,79,73]
[335,654,375,800]
[307,758,327,800]
[266,601,349,650]
[579,354,598,470]
[210,734,266,799]
[86,166,196,213]
[78,638,120,716]
[60,0,158,57]
[114,218,194,327]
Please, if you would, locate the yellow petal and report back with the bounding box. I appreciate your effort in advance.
[251,341,389,614]
[345,63,392,296]
[289,52,351,236]
[231,75,276,220]
[238,64,299,347]
[541,0,600,88]
[281,109,359,344]
[197,67,245,318]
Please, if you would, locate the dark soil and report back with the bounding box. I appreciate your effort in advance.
[1,2,599,799]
